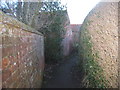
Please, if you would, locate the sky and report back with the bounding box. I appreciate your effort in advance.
[1,0,101,24]
[61,0,101,24]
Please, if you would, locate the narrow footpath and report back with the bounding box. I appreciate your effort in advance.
[42,53,82,88]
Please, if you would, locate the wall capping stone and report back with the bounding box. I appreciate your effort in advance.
[0,11,43,36]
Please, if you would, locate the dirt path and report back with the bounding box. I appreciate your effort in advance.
[42,54,82,88]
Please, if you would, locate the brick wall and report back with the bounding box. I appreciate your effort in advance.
[62,25,73,56]
[0,11,44,88]
[118,2,120,88]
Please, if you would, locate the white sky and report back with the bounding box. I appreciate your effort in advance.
[61,0,101,24]
[2,0,101,24]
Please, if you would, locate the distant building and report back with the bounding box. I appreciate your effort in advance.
[70,24,81,33]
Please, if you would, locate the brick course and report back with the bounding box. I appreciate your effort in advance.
[0,11,44,88]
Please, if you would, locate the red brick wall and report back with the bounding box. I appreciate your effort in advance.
[70,24,81,45]
[0,11,44,88]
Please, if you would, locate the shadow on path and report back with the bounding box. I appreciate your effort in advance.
[42,53,82,88]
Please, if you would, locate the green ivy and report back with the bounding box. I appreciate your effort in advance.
[78,20,108,88]
[41,10,67,64]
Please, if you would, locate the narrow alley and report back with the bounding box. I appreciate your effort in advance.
[0,1,119,89]
[42,53,82,88]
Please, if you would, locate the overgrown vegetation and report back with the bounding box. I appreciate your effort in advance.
[40,11,67,63]
[79,20,108,88]
[39,2,67,64]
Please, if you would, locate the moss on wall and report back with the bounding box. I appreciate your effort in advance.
[1,10,44,88]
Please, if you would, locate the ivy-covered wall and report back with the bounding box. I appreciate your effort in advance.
[79,2,118,88]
